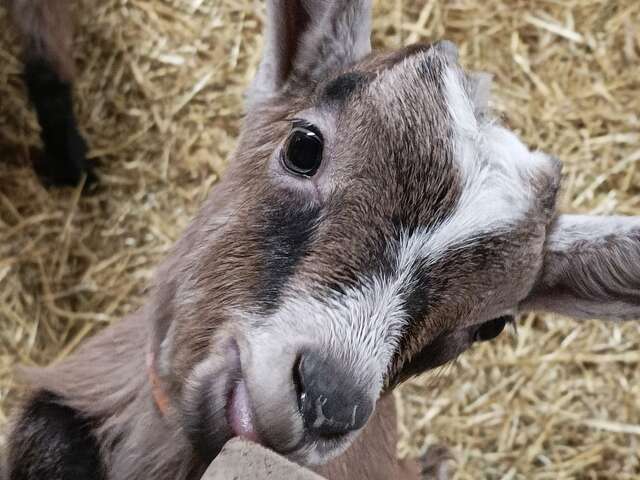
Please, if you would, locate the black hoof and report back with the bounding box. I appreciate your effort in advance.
[32,132,97,191]
[24,57,98,192]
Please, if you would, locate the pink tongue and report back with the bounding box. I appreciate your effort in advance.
[229,380,258,442]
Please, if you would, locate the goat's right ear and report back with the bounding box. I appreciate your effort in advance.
[247,0,372,107]
[520,214,640,321]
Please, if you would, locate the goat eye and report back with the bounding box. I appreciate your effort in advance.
[282,125,323,176]
[474,316,511,342]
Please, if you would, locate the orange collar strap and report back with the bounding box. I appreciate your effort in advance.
[147,351,171,416]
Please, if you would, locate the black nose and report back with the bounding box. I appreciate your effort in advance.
[294,351,373,438]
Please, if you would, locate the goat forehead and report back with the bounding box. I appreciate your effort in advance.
[357,49,452,137]
[322,55,460,228]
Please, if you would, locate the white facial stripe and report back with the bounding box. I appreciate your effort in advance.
[443,66,479,136]
[427,66,557,261]
[262,272,411,375]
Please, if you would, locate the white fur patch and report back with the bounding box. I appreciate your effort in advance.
[443,67,479,136]
[248,270,411,382]
[428,66,557,259]
[547,214,640,250]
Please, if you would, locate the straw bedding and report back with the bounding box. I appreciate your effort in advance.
[1,0,639,478]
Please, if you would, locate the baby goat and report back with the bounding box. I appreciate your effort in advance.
[5,0,640,479]
[3,0,92,186]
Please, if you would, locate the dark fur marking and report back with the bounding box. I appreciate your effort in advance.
[7,391,105,480]
[23,58,94,187]
[401,258,437,327]
[390,139,455,235]
[254,199,321,311]
[321,72,368,104]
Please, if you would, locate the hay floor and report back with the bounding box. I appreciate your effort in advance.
[1,0,639,478]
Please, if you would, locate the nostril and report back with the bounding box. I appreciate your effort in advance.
[294,351,372,439]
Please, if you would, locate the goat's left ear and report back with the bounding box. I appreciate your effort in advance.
[247,0,372,107]
[520,214,640,321]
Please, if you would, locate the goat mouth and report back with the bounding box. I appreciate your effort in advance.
[215,338,356,465]
[226,378,259,442]
[224,340,260,443]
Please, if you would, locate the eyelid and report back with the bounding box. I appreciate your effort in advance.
[290,118,311,128]
[290,118,324,141]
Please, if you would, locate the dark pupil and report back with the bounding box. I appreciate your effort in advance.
[285,128,323,176]
[474,316,510,342]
